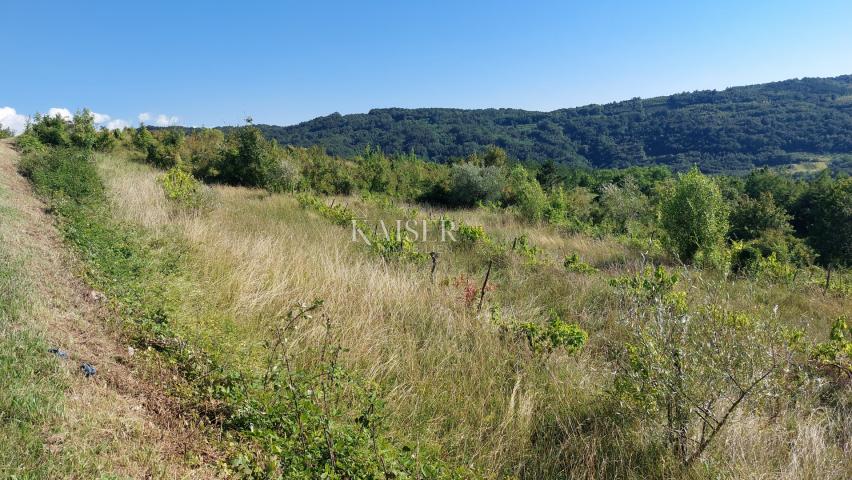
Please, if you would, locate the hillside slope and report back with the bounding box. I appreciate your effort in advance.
[0,140,214,478]
[255,75,852,173]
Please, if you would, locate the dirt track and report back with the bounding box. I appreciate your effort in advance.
[0,139,216,479]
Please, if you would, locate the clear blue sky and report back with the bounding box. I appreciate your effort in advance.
[2,0,851,132]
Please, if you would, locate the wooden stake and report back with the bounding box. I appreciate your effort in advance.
[477,260,493,312]
[429,252,439,284]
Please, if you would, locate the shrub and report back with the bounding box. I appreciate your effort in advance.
[611,267,796,466]
[505,165,548,222]
[30,113,70,147]
[563,252,597,274]
[93,128,117,152]
[18,148,103,206]
[659,167,729,263]
[14,132,45,155]
[262,156,301,193]
[498,309,587,356]
[446,163,504,206]
[454,222,488,248]
[355,145,391,193]
[0,123,13,139]
[69,109,97,149]
[159,166,211,210]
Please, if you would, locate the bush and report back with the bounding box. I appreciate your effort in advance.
[611,267,796,466]
[159,166,211,210]
[263,156,301,193]
[30,113,70,147]
[0,124,13,139]
[563,252,597,274]
[659,167,729,263]
[14,132,45,155]
[69,109,97,149]
[729,192,793,241]
[93,129,117,152]
[446,163,504,206]
[505,165,548,222]
[18,148,103,205]
[497,309,587,356]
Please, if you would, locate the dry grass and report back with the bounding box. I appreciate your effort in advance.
[98,152,851,478]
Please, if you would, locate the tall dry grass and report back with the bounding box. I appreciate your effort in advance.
[97,153,850,478]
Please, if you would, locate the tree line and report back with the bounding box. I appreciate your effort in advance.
[16,110,852,277]
[244,75,852,174]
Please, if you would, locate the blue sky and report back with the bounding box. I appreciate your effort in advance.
[2,0,851,132]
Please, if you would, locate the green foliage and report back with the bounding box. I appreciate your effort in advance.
[23,146,462,479]
[367,229,426,263]
[512,234,541,265]
[811,316,852,364]
[563,252,598,274]
[69,109,98,149]
[498,309,587,356]
[355,145,391,193]
[505,165,548,222]
[729,193,793,241]
[30,112,70,147]
[454,222,488,248]
[14,132,45,154]
[611,267,796,465]
[297,193,357,226]
[0,123,13,139]
[93,128,117,152]
[254,75,852,173]
[445,163,504,207]
[160,166,211,210]
[794,176,852,267]
[18,148,104,205]
[596,179,650,235]
[659,167,729,263]
[299,147,355,195]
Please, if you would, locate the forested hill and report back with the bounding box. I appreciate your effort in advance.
[254,75,852,173]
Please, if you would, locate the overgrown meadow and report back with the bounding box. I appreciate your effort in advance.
[12,110,851,479]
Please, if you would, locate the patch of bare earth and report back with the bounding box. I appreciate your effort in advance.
[0,139,219,479]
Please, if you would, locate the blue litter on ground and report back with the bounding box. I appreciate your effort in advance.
[80,363,97,377]
[48,348,69,359]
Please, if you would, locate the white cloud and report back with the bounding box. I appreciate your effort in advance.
[154,114,179,127]
[137,112,179,126]
[47,107,73,121]
[0,106,28,135]
[105,119,130,130]
[92,112,111,124]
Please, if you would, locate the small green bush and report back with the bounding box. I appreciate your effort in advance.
[563,252,597,274]
[499,309,588,356]
[160,166,211,210]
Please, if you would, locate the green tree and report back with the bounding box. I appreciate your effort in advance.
[659,167,729,263]
[797,176,852,268]
[505,165,548,221]
[356,146,391,193]
[728,193,793,241]
[482,145,508,168]
[70,109,97,149]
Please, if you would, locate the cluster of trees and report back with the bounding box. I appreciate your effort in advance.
[18,111,851,274]
[254,75,852,174]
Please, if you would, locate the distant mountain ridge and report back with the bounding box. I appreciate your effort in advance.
[248,75,852,173]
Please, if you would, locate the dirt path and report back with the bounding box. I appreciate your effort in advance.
[0,139,217,479]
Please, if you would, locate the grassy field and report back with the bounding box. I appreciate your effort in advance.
[6,137,849,477]
[87,150,849,478]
